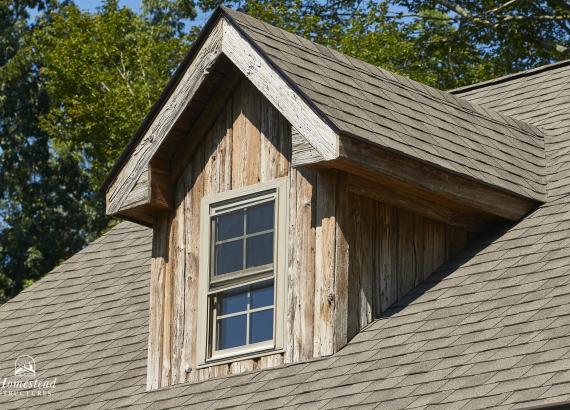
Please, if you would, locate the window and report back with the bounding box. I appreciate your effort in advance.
[197,178,287,364]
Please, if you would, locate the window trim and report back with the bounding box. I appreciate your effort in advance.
[197,178,288,366]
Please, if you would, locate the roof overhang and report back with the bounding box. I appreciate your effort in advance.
[103,7,545,229]
[104,11,338,223]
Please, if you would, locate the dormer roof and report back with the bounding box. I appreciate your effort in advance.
[103,7,547,220]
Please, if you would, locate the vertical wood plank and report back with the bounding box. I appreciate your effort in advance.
[170,178,186,384]
[413,213,425,287]
[286,168,316,363]
[147,213,169,390]
[347,193,361,340]
[397,209,415,300]
[183,144,205,383]
[244,80,261,186]
[161,210,174,387]
[358,196,374,332]
[219,98,233,192]
[333,176,350,351]
[231,80,246,189]
[260,95,277,183]
[378,203,397,313]
[314,170,337,357]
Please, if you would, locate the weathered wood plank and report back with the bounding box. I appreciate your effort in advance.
[285,168,316,363]
[107,19,224,215]
[346,172,496,233]
[147,213,169,390]
[378,203,397,313]
[170,177,186,385]
[170,68,242,183]
[333,176,350,350]
[291,127,324,166]
[161,210,175,387]
[337,135,537,223]
[222,18,338,162]
[183,144,205,383]
[121,168,149,210]
[313,170,337,357]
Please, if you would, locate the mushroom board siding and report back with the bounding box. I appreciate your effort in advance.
[148,78,304,388]
[147,77,469,389]
[345,192,468,339]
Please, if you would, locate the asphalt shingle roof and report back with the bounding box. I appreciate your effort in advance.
[2,194,570,409]
[453,60,570,201]
[223,7,546,202]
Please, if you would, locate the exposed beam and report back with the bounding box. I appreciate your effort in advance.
[345,174,499,233]
[221,18,338,163]
[335,135,537,224]
[106,18,224,216]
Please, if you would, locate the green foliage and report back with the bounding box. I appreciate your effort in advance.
[1,0,569,304]
[395,0,570,84]
[34,0,191,186]
[0,0,193,302]
[0,0,107,303]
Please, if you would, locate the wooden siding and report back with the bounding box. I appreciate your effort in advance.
[147,77,469,390]
[345,192,468,339]
[149,78,300,389]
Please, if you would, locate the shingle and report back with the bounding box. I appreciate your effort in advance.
[222,7,546,202]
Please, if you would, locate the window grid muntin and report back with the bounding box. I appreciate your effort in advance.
[212,282,274,352]
[208,194,277,358]
[211,198,275,280]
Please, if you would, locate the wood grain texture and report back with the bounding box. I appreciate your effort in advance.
[150,79,293,388]
[221,18,338,162]
[106,19,224,216]
[147,213,169,390]
[285,168,316,363]
[344,191,469,336]
[337,135,537,223]
[170,177,186,384]
[313,170,337,357]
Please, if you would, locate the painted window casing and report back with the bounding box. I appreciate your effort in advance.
[197,178,288,365]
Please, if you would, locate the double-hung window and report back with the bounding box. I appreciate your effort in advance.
[198,178,287,364]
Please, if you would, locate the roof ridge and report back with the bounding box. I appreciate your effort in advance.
[450,59,570,95]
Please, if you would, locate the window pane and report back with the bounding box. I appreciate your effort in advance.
[246,232,273,268]
[215,240,243,275]
[219,289,248,315]
[251,281,274,309]
[250,309,273,344]
[218,315,247,350]
[246,201,274,234]
[216,210,243,241]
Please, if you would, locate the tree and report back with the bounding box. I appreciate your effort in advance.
[392,0,570,84]
[200,0,569,89]
[0,0,106,303]
[0,0,195,302]
[34,0,193,187]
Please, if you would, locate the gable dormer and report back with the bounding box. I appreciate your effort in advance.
[102,8,546,390]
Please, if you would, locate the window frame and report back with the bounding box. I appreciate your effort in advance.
[197,178,288,366]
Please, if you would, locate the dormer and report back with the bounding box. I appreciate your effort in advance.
[102,7,546,391]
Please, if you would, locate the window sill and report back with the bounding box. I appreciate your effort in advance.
[197,347,284,369]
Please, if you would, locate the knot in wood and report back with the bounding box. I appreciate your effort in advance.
[327,292,335,304]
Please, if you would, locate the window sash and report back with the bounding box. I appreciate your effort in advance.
[209,196,276,282]
[197,177,288,366]
[210,281,275,358]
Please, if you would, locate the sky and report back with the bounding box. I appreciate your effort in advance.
[74,0,140,12]
[73,0,211,27]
